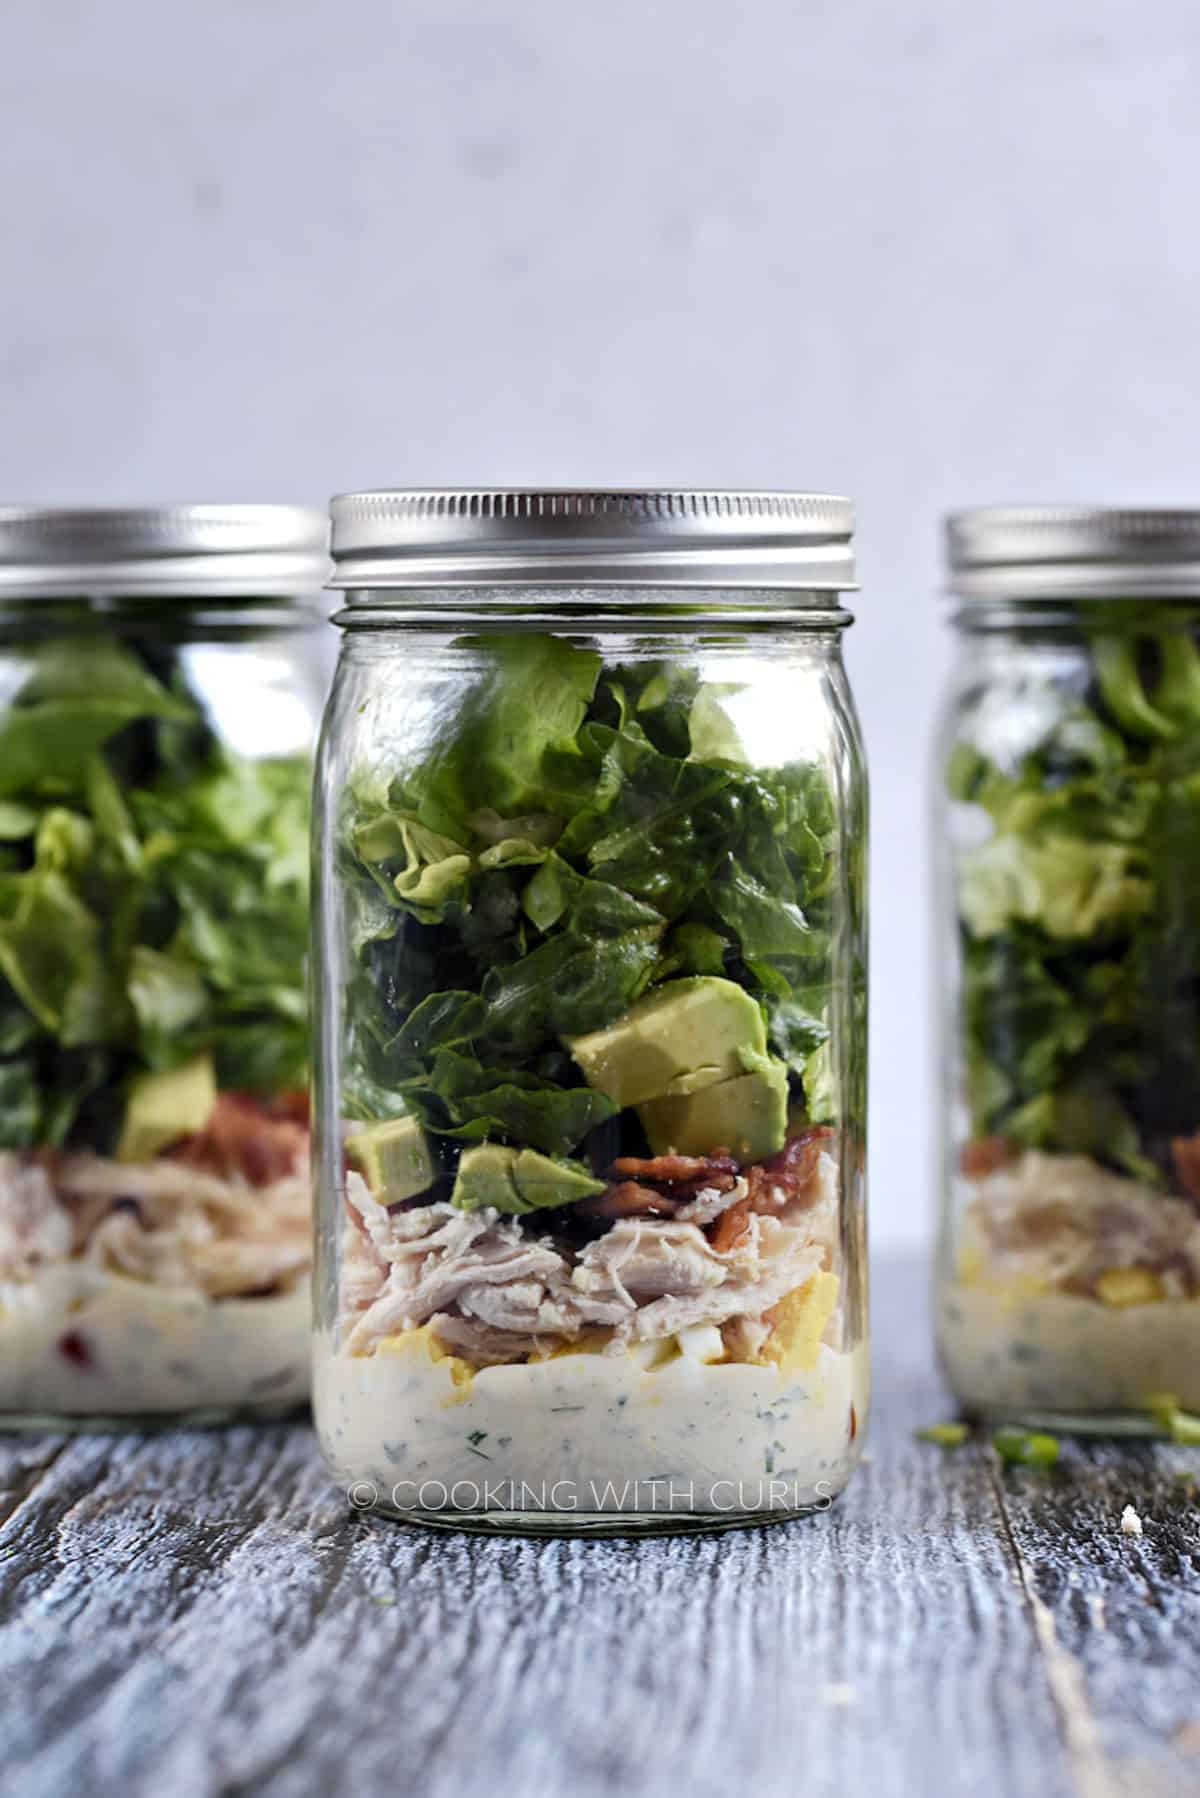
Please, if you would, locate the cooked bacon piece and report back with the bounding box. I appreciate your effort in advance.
[707,1127,837,1250]
[262,1088,311,1128]
[589,1149,744,1221]
[611,1150,738,1184]
[603,1149,740,1209]
[576,1182,680,1221]
[667,1170,741,1203]
[709,1198,753,1253]
[169,1093,308,1188]
[1172,1132,1200,1203]
[960,1136,1015,1179]
[745,1126,835,1210]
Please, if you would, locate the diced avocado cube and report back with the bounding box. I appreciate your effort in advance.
[638,1058,789,1162]
[117,1053,217,1164]
[346,1115,436,1202]
[564,976,767,1109]
[451,1143,605,1214]
[802,1038,835,1124]
[451,1143,522,1212]
[511,1148,605,1210]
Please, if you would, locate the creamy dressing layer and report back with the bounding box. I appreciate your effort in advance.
[0,1267,309,1420]
[940,1150,1200,1417]
[315,1332,867,1517]
[938,1282,1200,1414]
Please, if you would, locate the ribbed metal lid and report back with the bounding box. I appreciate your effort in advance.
[329,489,856,591]
[947,506,1200,599]
[0,505,330,597]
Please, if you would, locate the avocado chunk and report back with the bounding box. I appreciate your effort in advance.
[564,976,768,1110]
[510,1148,606,1210]
[346,1115,436,1202]
[451,1143,605,1214]
[639,1058,789,1162]
[451,1143,521,1211]
[117,1052,217,1164]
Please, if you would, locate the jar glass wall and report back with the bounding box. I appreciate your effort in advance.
[313,505,868,1535]
[0,506,328,1428]
[937,507,1200,1432]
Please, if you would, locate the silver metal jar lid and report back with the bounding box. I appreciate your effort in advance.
[328,489,856,591]
[0,504,330,598]
[946,506,1200,600]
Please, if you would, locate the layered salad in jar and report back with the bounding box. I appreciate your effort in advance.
[940,621,1200,1419]
[0,637,312,1422]
[317,635,866,1524]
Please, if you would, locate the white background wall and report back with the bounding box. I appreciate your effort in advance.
[4,0,1199,1247]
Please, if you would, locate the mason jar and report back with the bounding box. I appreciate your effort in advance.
[936,507,1200,1431]
[0,505,328,1427]
[312,488,869,1533]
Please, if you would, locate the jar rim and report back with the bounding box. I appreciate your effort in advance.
[331,587,855,634]
[328,489,857,593]
[0,504,330,599]
[946,505,1200,600]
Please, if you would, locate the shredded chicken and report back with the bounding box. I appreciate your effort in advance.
[676,1180,749,1226]
[342,1156,838,1365]
[344,1198,629,1357]
[962,1152,1200,1298]
[0,1157,72,1279]
[341,1179,388,1315]
[426,1315,556,1364]
[0,1119,310,1300]
[575,1211,824,1343]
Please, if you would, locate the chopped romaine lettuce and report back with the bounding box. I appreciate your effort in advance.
[993,1427,1060,1467]
[954,621,1200,1187]
[0,638,310,1151]
[340,638,850,1195]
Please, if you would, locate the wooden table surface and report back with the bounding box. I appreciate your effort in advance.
[2,1254,1199,1798]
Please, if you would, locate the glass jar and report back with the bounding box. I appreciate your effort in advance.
[0,505,329,1427]
[936,507,1200,1431]
[313,488,868,1534]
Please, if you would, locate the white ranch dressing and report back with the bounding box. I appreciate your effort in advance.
[0,1267,309,1419]
[938,1283,1200,1414]
[315,1332,866,1518]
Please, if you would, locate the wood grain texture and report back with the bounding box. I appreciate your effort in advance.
[1,1258,1199,1798]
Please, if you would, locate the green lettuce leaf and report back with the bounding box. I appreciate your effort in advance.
[422,1048,616,1155]
[959,834,1152,941]
[338,634,850,1164]
[952,621,1200,1179]
[401,634,602,827]
[0,641,193,799]
[0,636,311,1151]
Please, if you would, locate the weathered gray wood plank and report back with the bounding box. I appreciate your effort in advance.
[1,1259,1199,1798]
[990,1438,1200,1796]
